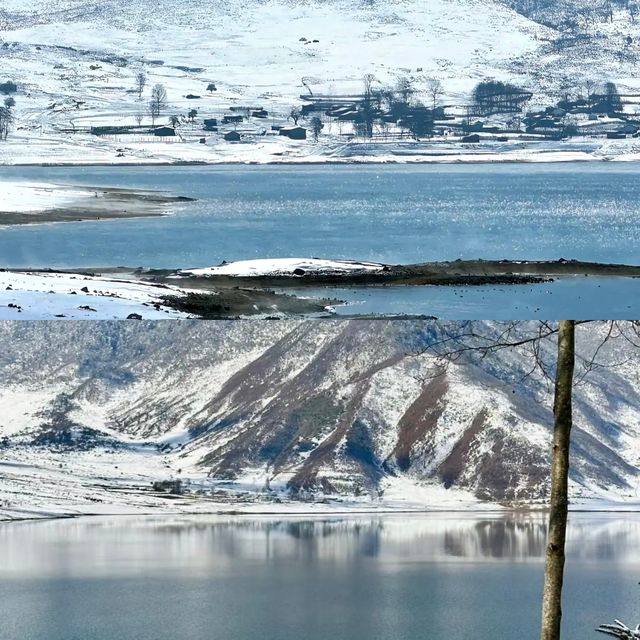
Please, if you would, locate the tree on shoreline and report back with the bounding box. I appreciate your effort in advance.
[427,77,443,111]
[540,320,575,640]
[414,320,640,640]
[310,116,323,142]
[288,106,302,126]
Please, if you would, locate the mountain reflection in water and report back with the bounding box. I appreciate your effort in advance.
[1,513,639,640]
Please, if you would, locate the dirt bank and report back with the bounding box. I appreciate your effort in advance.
[161,289,337,318]
[158,259,640,289]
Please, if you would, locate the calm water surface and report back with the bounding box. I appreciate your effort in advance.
[0,513,639,640]
[1,163,639,268]
[297,276,640,319]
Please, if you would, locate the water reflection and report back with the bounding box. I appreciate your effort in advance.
[1,513,638,579]
[0,514,639,640]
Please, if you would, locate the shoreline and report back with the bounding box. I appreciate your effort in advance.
[0,269,338,319]
[5,503,640,526]
[0,156,605,168]
[3,259,639,319]
[155,259,640,289]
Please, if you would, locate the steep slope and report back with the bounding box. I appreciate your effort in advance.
[1,320,639,518]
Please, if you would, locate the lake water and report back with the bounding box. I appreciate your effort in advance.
[1,163,639,317]
[0,513,639,640]
[1,163,639,268]
[297,276,640,319]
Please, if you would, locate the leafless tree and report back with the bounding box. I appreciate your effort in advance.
[289,106,302,125]
[148,83,167,127]
[0,106,14,140]
[310,116,323,142]
[395,75,414,104]
[427,77,443,111]
[135,71,146,100]
[540,320,574,640]
[360,73,378,139]
[604,0,614,22]
[583,78,597,112]
[413,321,640,640]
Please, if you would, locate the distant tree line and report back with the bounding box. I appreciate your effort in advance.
[354,74,444,140]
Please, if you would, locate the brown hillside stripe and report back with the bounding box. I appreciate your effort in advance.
[437,408,488,488]
[388,374,449,472]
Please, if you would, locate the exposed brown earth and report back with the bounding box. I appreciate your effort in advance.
[437,409,489,488]
[288,380,373,494]
[387,375,449,472]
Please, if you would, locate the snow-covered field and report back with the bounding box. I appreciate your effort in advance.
[0,181,90,212]
[0,271,194,319]
[0,448,493,522]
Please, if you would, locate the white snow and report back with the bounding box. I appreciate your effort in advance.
[0,181,90,213]
[0,0,582,165]
[0,271,193,319]
[180,258,386,277]
[2,321,640,520]
[0,0,639,165]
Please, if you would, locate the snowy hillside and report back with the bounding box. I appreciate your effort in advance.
[0,0,575,164]
[0,0,547,102]
[2,0,640,164]
[1,320,640,519]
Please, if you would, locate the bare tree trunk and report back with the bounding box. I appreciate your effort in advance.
[540,320,576,640]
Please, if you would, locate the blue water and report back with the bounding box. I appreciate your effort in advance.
[1,163,638,318]
[0,513,638,640]
[304,277,640,319]
[0,163,639,269]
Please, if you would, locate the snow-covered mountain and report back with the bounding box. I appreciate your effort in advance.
[1,320,639,519]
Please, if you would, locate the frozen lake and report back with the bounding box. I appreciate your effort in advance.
[0,513,638,640]
[1,163,639,317]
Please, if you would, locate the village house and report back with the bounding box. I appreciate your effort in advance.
[279,126,307,140]
[153,126,176,137]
